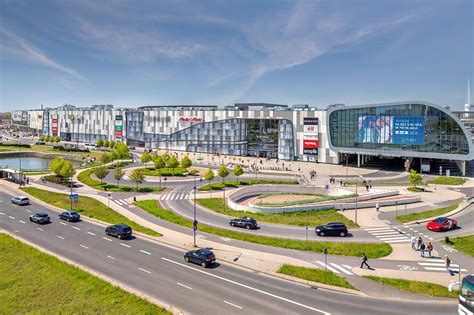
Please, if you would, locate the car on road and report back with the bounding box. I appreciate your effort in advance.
[426,217,457,232]
[229,217,258,229]
[105,224,133,239]
[11,196,30,206]
[35,141,46,145]
[59,210,80,222]
[128,145,136,150]
[30,212,51,224]
[184,248,216,268]
[315,222,348,237]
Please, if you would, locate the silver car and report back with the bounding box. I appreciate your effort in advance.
[11,196,30,206]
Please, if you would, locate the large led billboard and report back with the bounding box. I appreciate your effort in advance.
[358,115,424,145]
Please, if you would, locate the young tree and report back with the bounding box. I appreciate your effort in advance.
[181,155,192,169]
[161,151,170,162]
[167,155,179,175]
[114,143,130,159]
[55,136,61,142]
[103,139,109,147]
[203,167,215,187]
[60,161,75,185]
[96,138,104,147]
[50,157,65,177]
[217,164,229,183]
[113,167,125,187]
[94,166,109,184]
[129,168,145,191]
[109,140,115,148]
[153,155,166,187]
[99,152,111,164]
[409,169,423,188]
[141,151,152,164]
[233,164,244,185]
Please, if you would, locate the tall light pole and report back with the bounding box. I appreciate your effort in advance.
[18,139,22,187]
[193,175,197,247]
[355,183,358,225]
[70,174,73,210]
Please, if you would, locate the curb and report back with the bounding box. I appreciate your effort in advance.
[402,202,470,225]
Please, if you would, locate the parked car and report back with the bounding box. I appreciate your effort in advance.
[426,217,457,232]
[229,217,258,229]
[11,196,30,206]
[30,212,50,224]
[105,224,133,239]
[128,145,136,150]
[35,141,46,145]
[315,222,348,237]
[184,248,216,268]
[59,210,80,222]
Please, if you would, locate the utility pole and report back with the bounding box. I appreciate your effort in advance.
[18,139,22,188]
[355,183,358,225]
[193,175,197,247]
[70,174,73,210]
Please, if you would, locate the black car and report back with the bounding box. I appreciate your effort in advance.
[105,224,132,239]
[30,212,51,224]
[315,222,348,237]
[229,217,258,229]
[184,248,216,267]
[35,141,46,145]
[59,210,80,222]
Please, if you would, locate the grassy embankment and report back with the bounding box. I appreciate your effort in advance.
[255,192,358,207]
[198,179,299,191]
[427,176,467,185]
[364,276,458,298]
[394,204,459,223]
[135,200,391,258]
[137,167,199,176]
[443,235,474,258]
[278,264,357,290]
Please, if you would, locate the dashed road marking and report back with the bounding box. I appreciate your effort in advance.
[140,250,151,255]
[120,243,131,248]
[25,209,31,213]
[72,226,81,230]
[177,282,192,290]
[87,231,96,236]
[8,216,15,220]
[79,244,89,250]
[224,301,243,310]
[102,237,112,242]
[59,222,67,225]
[106,255,115,260]
[36,227,44,231]
[56,235,65,240]
[138,267,151,274]
[0,212,4,215]
[19,220,26,224]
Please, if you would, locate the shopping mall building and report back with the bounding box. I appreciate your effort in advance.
[18,101,474,175]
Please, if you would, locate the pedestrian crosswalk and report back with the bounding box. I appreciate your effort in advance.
[113,199,133,206]
[364,226,411,244]
[160,191,192,201]
[313,261,354,275]
[417,258,468,273]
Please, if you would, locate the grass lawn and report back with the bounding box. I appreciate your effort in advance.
[0,144,102,158]
[22,170,51,175]
[363,276,458,299]
[198,179,299,191]
[0,234,169,314]
[256,192,357,207]
[407,186,425,192]
[137,167,199,177]
[196,198,359,228]
[277,264,357,290]
[77,168,164,193]
[427,176,467,185]
[20,187,160,237]
[394,204,459,223]
[135,200,391,258]
[443,235,474,258]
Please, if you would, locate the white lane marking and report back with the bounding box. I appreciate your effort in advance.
[424,267,468,272]
[8,216,15,220]
[364,227,392,231]
[342,264,352,270]
[162,257,329,314]
[379,236,409,241]
[25,209,31,213]
[329,263,353,275]
[120,243,131,248]
[60,222,67,225]
[418,262,460,267]
[413,230,418,232]
[0,200,3,202]
[0,212,4,215]
[36,227,44,231]
[19,220,26,224]
[106,255,116,260]
[177,282,192,290]
[114,199,125,205]
[372,231,400,236]
[87,231,96,236]
[72,226,81,230]
[56,235,65,240]
[102,237,112,242]
[138,267,151,274]
[314,261,340,274]
[140,249,151,255]
[374,233,403,237]
[383,239,411,243]
[79,244,89,250]
[428,237,434,240]
[224,301,243,310]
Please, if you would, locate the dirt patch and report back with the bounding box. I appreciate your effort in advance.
[259,194,322,204]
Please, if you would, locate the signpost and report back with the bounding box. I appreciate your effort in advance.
[324,248,328,271]
[69,193,78,211]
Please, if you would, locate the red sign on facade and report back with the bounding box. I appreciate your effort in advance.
[52,127,58,132]
[114,130,122,136]
[179,117,203,123]
[303,139,318,149]
[52,118,58,123]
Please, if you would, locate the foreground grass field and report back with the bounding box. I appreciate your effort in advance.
[198,179,299,191]
[196,198,359,228]
[364,276,458,298]
[278,264,357,290]
[0,234,169,314]
[0,143,102,158]
[136,200,391,258]
[427,176,466,185]
[443,235,474,258]
[21,187,160,237]
[394,204,458,223]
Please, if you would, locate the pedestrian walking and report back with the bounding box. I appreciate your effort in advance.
[426,242,433,258]
[360,253,371,269]
[375,202,380,212]
[445,255,454,276]
[411,235,416,251]
[420,242,425,257]
[417,236,423,250]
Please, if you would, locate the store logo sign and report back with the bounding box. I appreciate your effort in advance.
[179,117,203,123]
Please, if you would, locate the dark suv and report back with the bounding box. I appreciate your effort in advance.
[105,224,133,239]
[59,210,80,222]
[229,217,258,229]
[30,212,51,224]
[184,249,216,267]
[315,222,348,237]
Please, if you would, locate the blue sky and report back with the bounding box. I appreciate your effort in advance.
[1,0,473,110]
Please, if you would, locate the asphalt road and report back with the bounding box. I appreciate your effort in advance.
[0,190,457,314]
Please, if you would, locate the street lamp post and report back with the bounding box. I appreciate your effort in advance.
[18,140,22,188]
[193,175,197,247]
[305,226,308,249]
[70,174,73,210]
[355,183,358,225]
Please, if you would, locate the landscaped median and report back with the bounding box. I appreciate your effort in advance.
[196,198,359,228]
[20,187,160,237]
[394,204,459,223]
[363,276,458,299]
[135,200,392,258]
[427,176,467,185]
[278,264,357,290]
[198,179,299,191]
[0,234,170,314]
[443,235,474,258]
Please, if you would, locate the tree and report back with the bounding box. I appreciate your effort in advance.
[113,167,125,187]
[54,136,60,143]
[96,138,104,147]
[181,155,192,169]
[153,155,166,188]
[109,140,115,148]
[161,151,170,162]
[217,164,229,183]
[203,167,215,187]
[141,151,152,164]
[50,157,65,177]
[114,143,130,159]
[409,169,423,188]
[129,168,145,191]
[94,166,109,184]
[103,139,109,147]
[233,164,244,184]
[60,161,75,184]
[99,152,111,164]
[167,155,179,175]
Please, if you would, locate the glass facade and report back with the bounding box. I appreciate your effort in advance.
[329,103,470,156]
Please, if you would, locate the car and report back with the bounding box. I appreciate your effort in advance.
[184,248,216,267]
[105,224,133,239]
[229,217,258,229]
[128,145,136,150]
[59,210,80,222]
[426,217,457,232]
[35,141,46,145]
[315,222,348,237]
[30,212,50,224]
[11,196,30,205]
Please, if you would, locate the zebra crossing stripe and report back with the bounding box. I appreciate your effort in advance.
[364,227,392,232]
[114,200,124,205]
[379,236,410,241]
[423,267,468,272]
[383,239,411,243]
[373,231,401,236]
[418,262,460,267]
[314,261,340,274]
[329,263,353,275]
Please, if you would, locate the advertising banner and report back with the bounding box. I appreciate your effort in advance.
[115,115,123,121]
[303,117,318,156]
[303,139,318,149]
[358,115,424,145]
[179,117,203,123]
[115,125,123,131]
[114,130,122,136]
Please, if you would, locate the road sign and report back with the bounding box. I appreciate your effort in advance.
[70,193,78,201]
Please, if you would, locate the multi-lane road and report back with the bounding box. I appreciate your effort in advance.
[0,189,456,314]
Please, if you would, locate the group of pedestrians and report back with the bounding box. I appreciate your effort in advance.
[410,235,433,257]
[310,170,317,180]
[329,177,336,184]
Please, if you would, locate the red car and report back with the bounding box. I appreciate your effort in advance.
[426,217,457,232]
